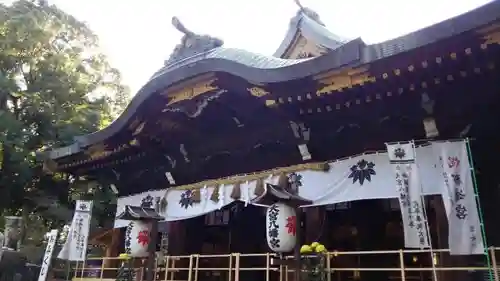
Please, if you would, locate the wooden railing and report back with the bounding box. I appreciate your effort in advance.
[66,247,500,281]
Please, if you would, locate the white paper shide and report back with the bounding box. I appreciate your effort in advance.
[38,229,58,281]
[57,200,93,261]
[433,141,484,255]
[386,142,429,249]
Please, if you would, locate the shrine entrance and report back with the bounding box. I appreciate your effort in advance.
[177,202,268,281]
[318,198,439,281]
[180,202,267,254]
[168,198,443,281]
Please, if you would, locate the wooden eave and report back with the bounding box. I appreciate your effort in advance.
[41,1,500,189]
[46,0,500,160]
[45,26,500,176]
[45,49,498,195]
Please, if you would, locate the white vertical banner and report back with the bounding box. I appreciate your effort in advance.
[57,200,93,261]
[38,229,58,281]
[432,141,484,255]
[386,141,430,248]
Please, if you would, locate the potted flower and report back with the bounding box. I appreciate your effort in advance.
[300,242,328,281]
[116,253,134,281]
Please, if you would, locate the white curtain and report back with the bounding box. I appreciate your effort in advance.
[115,144,446,228]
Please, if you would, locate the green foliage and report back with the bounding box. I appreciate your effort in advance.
[0,0,130,243]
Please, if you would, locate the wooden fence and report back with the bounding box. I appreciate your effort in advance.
[65,247,500,281]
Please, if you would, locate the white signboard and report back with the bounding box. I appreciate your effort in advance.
[386,142,430,248]
[433,141,484,255]
[57,200,93,261]
[38,229,58,281]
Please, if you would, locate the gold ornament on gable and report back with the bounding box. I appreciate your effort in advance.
[128,118,140,130]
[315,66,376,96]
[247,87,269,97]
[129,139,140,146]
[483,32,500,45]
[478,23,500,46]
[265,100,277,107]
[166,78,219,105]
[85,143,110,159]
[132,122,145,136]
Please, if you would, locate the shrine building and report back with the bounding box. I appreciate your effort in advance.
[43,1,500,281]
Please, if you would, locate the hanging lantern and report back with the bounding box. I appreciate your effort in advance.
[266,202,297,252]
[125,221,151,257]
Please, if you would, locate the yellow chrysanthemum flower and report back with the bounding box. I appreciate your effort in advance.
[119,253,130,260]
[315,244,326,253]
[310,242,320,249]
[300,245,313,254]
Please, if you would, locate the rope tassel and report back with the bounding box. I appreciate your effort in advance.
[210,185,220,202]
[191,189,201,202]
[277,173,288,189]
[230,182,241,200]
[254,178,265,196]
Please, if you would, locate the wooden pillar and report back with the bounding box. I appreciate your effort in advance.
[431,197,449,281]
[305,207,322,243]
[167,221,186,255]
[104,228,121,269]
[165,221,187,281]
[433,199,469,281]
[294,208,303,281]
[285,207,322,281]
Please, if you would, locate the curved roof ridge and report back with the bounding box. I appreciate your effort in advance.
[151,47,312,81]
[301,15,349,42]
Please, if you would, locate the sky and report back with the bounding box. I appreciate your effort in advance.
[2,0,493,93]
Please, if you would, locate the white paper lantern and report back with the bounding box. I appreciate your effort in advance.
[125,221,151,257]
[266,202,297,252]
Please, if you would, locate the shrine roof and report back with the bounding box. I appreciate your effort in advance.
[42,0,500,180]
[70,0,498,148]
[116,205,164,221]
[150,48,311,82]
[273,2,349,58]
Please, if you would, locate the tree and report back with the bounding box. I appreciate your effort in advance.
[0,0,130,243]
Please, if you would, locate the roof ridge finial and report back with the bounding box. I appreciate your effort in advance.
[293,0,325,26]
[171,16,194,36]
[294,0,305,11]
[165,16,224,66]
